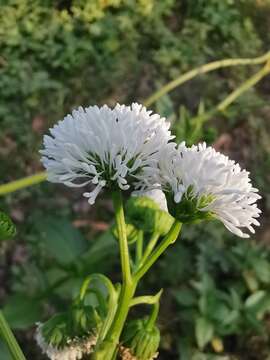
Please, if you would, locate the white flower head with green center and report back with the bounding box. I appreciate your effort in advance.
[35,323,97,360]
[158,142,261,238]
[40,103,172,204]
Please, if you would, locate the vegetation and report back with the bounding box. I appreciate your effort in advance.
[1,0,270,359]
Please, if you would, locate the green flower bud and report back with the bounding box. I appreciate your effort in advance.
[71,304,101,336]
[112,223,139,244]
[121,318,160,360]
[0,211,16,240]
[126,196,174,236]
[41,313,68,347]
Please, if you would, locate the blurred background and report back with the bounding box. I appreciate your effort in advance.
[1,0,270,359]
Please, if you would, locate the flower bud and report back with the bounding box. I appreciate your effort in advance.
[126,196,174,236]
[121,318,160,360]
[112,223,140,244]
[40,313,68,348]
[71,304,101,336]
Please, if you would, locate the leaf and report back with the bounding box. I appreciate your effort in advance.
[173,288,197,307]
[79,230,117,273]
[253,259,270,284]
[195,317,214,350]
[245,291,270,320]
[2,294,42,330]
[0,211,16,240]
[37,216,88,265]
[245,290,266,309]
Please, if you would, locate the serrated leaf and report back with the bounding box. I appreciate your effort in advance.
[195,317,214,349]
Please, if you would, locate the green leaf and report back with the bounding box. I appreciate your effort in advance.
[253,259,270,284]
[0,211,16,240]
[245,290,266,309]
[37,216,88,265]
[2,294,42,330]
[173,288,197,307]
[195,317,214,350]
[79,230,117,273]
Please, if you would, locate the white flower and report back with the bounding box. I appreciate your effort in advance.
[40,103,172,204]
[157,142,261,238]
[133,189,168,212]
[35,323,97,360]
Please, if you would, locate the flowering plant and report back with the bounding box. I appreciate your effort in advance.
[1,51,269,360]
[32,103,261,360]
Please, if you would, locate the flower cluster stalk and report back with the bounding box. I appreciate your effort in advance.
[93,191,181,359]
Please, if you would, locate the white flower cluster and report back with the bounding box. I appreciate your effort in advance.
[157,142,261,238]
[41,103,172,204]
[36,324,97,360]
[41,103,261,238]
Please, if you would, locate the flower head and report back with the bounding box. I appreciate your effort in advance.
[36,323,97,360]
[41,103,172,204]
[157,142,261,238]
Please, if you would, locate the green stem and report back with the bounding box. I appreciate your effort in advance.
[146,301,160,330]
[143,51,270,107]
[0,311,26,360]
[78,274,118,343]
[140,232,160,266]
[94,191,134,360]
[134,221,182,282]
[135,230,144,267]
[130,290,163,308]
[112,191,132,284]
[189,60,270,143]
[0,172,46,197]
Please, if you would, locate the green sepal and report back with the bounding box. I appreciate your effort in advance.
[112,222,139,244]
[41,313,68,348]
[0,211,16,240]
[41,303,101,348]
[71,303,101,337]
[126,196,174,236]
[166,190,215,224]
[121,317,160,360]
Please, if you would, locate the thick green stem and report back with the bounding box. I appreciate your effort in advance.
[112,191,132,284]
[134,221,182,282]
[0,311,26,360]
[94,191,134,360]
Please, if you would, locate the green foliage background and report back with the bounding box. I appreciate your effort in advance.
[0,0,270,359]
